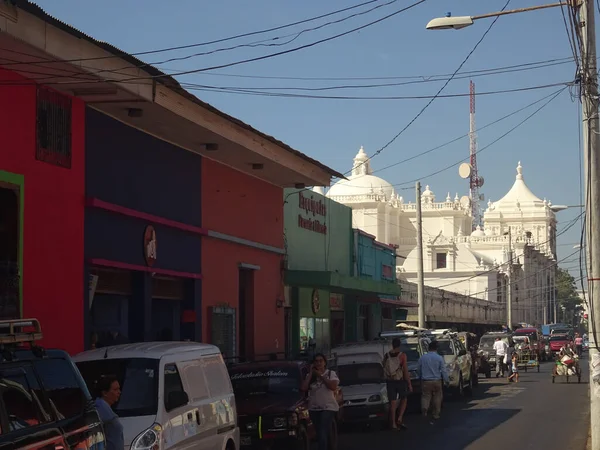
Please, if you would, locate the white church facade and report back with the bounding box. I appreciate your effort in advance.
[326,147,558,327]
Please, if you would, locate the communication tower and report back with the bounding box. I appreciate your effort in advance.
[458,81,484,230]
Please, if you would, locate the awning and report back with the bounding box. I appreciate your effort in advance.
[284,270,402,296]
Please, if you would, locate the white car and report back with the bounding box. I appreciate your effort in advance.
[74,342,239,450]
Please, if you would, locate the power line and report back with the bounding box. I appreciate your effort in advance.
[381,86,568,188]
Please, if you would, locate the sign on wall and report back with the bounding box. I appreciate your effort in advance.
[382,264,394,280]
[311,289,320,314]
[143,225,157,266]
[298,191,327,234]
[329,294,344,311]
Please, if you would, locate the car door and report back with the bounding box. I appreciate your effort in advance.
[454,340,469,381]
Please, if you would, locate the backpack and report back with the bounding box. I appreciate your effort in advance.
[384,351,403,381]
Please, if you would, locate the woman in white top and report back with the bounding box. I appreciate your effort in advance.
[301,353,339,450]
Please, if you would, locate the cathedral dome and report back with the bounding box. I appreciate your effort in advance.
[327,146,395,200]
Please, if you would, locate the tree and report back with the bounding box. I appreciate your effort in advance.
[556,268,582,320]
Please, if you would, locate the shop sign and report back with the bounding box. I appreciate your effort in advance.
[329,294,344,311]
[143,225,157,267]
[298,191,327,234]
[311,289,320,314]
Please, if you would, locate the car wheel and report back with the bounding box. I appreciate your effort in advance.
[328,419,338,450]
[293,426,310,450]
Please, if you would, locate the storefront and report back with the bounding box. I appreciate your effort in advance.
[284,189,402,352]
[84,108,202,349]
[0,68,86,354]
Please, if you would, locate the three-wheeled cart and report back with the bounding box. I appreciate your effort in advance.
[516,348,540,372]
[552,357,581,383]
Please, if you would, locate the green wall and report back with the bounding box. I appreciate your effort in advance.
[283,188,352,275]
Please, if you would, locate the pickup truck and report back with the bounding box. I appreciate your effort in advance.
[548,334,573,357]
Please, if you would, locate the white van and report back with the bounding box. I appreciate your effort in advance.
[74,342,239,450]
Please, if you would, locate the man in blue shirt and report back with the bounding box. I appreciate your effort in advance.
[417,340,449,422]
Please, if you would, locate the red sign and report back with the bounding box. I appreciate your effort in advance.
[330,294,343,310]
[382,264,393,279]
[298,191,327,234]
[143,225,157,267]
[584,313,589,319]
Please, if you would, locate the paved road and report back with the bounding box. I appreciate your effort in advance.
[338,357,590,450]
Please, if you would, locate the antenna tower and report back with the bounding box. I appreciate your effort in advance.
[469,80,484,229]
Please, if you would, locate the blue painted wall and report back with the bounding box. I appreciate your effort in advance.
[84,108,202,274]
[355,231,396,282]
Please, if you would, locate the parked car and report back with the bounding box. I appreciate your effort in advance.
[332,341,388,429]
[75,342,239,450]
[0,318,106,450]
[478,332,515,378]
[513,327,547,361]
[229,357,343,449]
[549,334,573,357]
[431,330,473,396]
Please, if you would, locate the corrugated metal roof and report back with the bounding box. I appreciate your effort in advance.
[17,0,345,180]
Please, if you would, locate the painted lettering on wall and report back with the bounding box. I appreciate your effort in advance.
[298,192,327,234]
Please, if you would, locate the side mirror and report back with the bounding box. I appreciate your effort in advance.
[166,391,189,412]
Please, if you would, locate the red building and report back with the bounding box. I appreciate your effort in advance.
[0,1,341,355]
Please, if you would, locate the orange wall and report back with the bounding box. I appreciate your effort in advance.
[201,159,284,355]
[201,159,284,248]
[0,69,85,354]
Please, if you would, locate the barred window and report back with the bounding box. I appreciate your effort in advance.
[36,86,72,168]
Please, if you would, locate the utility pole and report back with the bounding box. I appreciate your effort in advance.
[580,0,600,447]
[506,227,513,330]
[416,182,426,328]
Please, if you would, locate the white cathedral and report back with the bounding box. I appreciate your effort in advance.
[324,147,559,326]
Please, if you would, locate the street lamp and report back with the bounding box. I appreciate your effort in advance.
[425,3,567,30]
[426,1,600,446]
[550,204,585,212]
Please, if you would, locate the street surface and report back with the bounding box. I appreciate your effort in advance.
[339,357,590,450]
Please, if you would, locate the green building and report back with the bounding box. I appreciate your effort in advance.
[283,188,401,354]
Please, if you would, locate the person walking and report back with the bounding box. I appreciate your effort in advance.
[383,337,412,430]
[507,352,519,383]
[575,333,583,356]
[493,337,508,377]
[94,376,124,450]
[417,340,449,424]
[301,353,339,450]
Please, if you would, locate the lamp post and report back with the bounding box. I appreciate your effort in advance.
[426,2,600,446]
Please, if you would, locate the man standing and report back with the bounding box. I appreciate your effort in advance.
[493,337,508,377]
[417,341,449,423]
[383,338,412,430]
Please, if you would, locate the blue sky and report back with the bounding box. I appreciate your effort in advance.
[35,0,586,276]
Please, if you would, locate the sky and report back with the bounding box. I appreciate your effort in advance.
[34,0,587,278]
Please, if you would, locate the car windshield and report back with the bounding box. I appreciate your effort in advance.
[479,337,497,349]
[76,358,159,417]
[230,367,300,397]
[550,335,569,341]
[338,363,383,385]
[552,329,570,335]
[436,340,455,356]
[514,331,537,341]
[400,344,421,361]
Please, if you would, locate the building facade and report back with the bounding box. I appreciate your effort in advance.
[0,68,85,354]
[0,1,342,354]
[328,148,557,327]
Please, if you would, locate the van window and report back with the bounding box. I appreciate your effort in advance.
[202,356,231,397]
[180,361,210,402]
[0,368,52,433]
[164,364,186,410]
[34,358,86,420]
[76,358,159,417]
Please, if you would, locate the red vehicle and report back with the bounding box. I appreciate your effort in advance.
[549,334,573,357]
[513,327,548,361]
